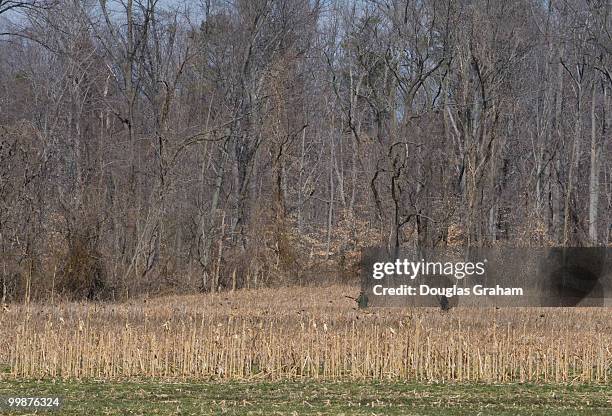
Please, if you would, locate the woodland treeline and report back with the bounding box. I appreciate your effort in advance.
[0,0,610,301]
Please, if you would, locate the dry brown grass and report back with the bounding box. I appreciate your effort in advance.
[1,285,611,383]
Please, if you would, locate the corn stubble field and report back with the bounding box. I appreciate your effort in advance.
[1,285,611,383]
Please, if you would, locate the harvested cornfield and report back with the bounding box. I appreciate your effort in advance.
[1,285,611,383]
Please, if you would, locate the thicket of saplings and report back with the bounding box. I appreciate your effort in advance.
[2,213,372,303]
[2,211,566,304]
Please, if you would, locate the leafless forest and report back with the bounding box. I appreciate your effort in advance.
[0,0,610,302]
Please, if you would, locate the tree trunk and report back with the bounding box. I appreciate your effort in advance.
[588,82,600,245]
[563,82,582,246]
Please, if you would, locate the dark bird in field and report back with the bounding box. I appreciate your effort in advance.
[345,292,368,308]
[439,295,451,311]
